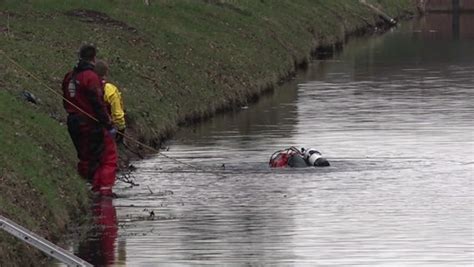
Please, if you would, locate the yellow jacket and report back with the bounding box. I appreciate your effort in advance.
[103,82,126,130]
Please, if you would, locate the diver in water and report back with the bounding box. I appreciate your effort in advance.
[269,147,330,168]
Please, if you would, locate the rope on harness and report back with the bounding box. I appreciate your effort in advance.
[268,146,301,164]
[0,49,225,177]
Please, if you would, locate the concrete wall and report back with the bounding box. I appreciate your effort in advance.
[426,0,474,12]
[416,13,474,39]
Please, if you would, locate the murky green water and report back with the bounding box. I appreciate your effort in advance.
[68,14,474,266]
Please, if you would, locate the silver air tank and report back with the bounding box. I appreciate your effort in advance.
[304,148,330,167]
[304,148,321,166]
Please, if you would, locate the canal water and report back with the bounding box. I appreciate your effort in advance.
[69,14,474,266]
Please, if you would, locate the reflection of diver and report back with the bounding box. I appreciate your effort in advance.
[78,197,118,266]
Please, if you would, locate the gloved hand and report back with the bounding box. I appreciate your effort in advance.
[108,127,117,138]
[116,128,125,144]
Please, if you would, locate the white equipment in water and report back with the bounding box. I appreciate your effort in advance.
[304,148,323,166]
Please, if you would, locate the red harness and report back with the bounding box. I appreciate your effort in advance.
[269,147,302,168]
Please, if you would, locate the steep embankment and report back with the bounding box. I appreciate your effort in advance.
[0,91,89,265]
[0,0,416,265]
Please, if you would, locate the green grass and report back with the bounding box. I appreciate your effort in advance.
[0,0,416,142]
[0,0,416,265]
[0,91,89,265]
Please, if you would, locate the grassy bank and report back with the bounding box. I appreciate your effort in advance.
[0,0,416,143]
[0,91,89,265]
[0,0,416,265]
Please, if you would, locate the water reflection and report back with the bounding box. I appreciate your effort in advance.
[77,198,119,267]
[176,79,300,150]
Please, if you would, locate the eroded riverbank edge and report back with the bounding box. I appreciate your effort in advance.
[0,1,418,265]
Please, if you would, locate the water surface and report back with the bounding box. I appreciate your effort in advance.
[71,14,474,266]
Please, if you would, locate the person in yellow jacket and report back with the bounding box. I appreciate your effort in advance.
[95,60,126,143]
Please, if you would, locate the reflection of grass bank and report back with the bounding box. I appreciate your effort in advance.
[0,0,415,265]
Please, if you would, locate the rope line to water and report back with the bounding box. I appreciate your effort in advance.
[0,49,225,177]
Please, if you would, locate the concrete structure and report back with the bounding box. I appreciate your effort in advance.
[426,0,474,12]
